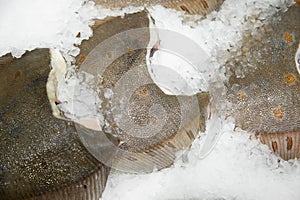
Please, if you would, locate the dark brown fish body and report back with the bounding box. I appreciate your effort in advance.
[226,5,300,160]
[0,49,109,199]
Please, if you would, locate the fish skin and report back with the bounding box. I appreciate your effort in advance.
[225,5,300,160]
[0,49,109,200]
[74,10,210,173]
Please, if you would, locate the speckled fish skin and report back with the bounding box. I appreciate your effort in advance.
[225,5,300,160]
[75,11,210,173]
[94,0,224,16]
[0,49,110,200]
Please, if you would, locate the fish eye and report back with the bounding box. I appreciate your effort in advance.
[298,58,300,64]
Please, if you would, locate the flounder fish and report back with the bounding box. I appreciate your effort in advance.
[55,11,210,173]
[225,5,300,160]
[0,49,110,200]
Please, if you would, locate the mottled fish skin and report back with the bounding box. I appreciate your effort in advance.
[0,49,109,200]
[74,11,210,173]
[225,5,300,160]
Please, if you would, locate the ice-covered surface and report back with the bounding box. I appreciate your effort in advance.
[0,0,143,61]
[103,119,300,200]
[0,0,96,59]
[1,0,300,199]
[148,0,293,87]
[147,25,210,95]
[102,1,300,200]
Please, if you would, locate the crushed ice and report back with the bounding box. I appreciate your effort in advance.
[1,0,300,199]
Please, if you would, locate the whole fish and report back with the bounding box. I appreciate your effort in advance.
[63,11,210,173]
[226,5,300,160]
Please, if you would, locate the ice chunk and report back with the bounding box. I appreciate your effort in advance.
[147,28,210,95]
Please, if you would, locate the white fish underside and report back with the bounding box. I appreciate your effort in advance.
[296,42,300,75]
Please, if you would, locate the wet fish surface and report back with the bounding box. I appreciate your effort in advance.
[0,49,109,200]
